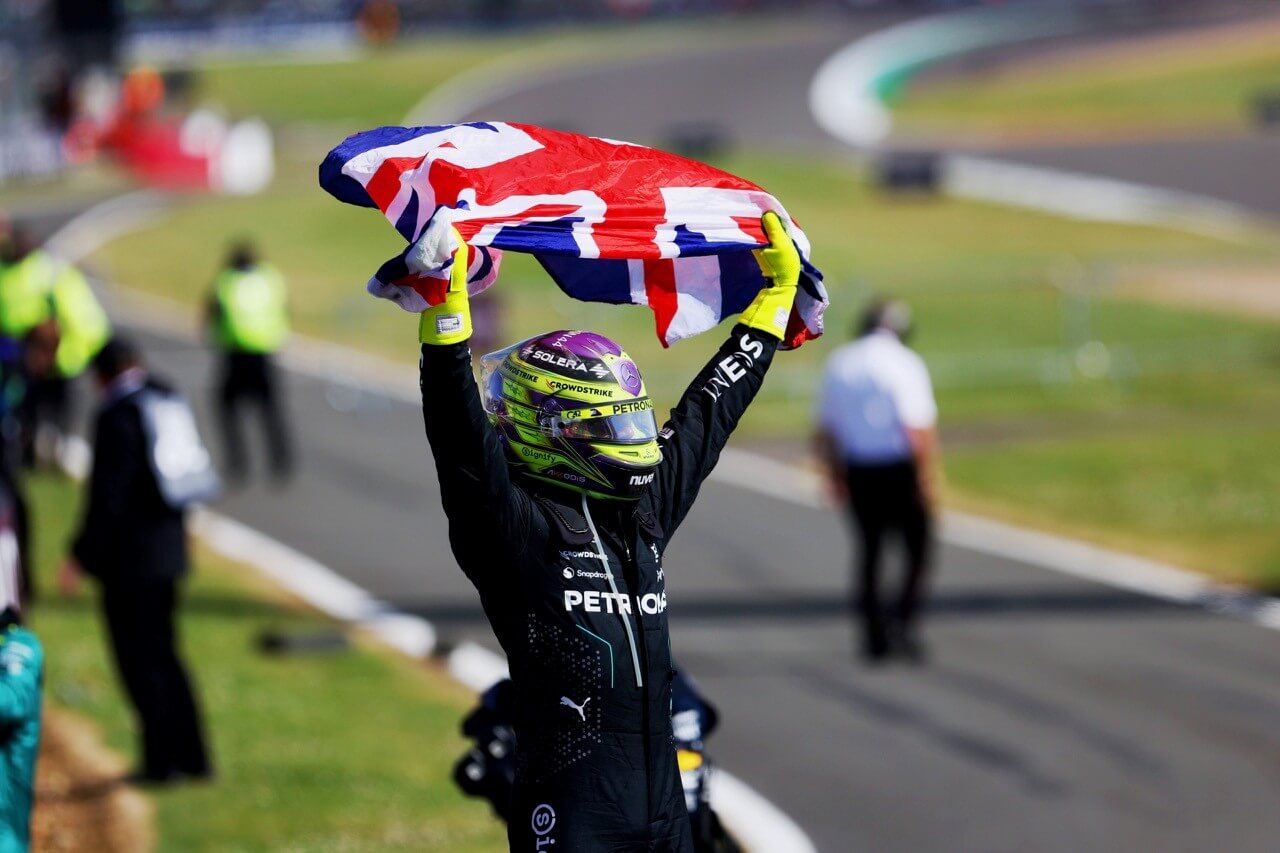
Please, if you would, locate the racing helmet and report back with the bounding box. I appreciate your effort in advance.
[479,330,661,500]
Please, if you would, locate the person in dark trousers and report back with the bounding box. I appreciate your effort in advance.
[0,478,42,853]
[206,242,292,483]
[416,215,800,851]
[815,300,941,664]
[60,338,212,784]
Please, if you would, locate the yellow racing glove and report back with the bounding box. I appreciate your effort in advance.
[418,228,473,346]
[740,211,801,340]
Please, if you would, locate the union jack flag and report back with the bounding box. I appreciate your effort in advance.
[319,122,827,348]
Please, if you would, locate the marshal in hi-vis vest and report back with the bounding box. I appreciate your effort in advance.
[212,265,289,354]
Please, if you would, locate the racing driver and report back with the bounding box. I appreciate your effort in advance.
[417,213,801,851]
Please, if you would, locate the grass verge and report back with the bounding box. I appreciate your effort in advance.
[30,472,505,851]
[893,16,1280,141]
[192,18,802,129]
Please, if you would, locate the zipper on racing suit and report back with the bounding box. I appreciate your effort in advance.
[581,493,644,687]
[581,496,656,828]
[619,517,655,825]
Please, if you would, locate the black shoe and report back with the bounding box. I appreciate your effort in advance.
[125,768,184,787]
[179,767,215,784]
[859,635,891,666]
[891,629,927,664]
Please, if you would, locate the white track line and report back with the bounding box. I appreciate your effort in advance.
[42,190,169,263]
[441,638,815,852]
[712,447,1280,632]
[710,770,816,853]
[808,5,1082,149]
[191,510,437,657]
[104,279,1280,636]
[60,434,438,658]
[402,20,820,127]
[807,10,1271,239]
[445,641,510,692]
[942,155,1265,243]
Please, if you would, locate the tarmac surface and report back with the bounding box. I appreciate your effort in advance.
[456,24,1280,219]
[109,324,1279,853]
[985,136,1280,217]
[450,26,862,152]
[30,18,1280,851]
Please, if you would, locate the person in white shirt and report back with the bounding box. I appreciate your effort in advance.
[814,299,941,663]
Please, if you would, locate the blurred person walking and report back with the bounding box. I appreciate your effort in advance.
[61,338,215,784]
[206,242,293,484]
[0,477,43,853]
[815,300,941,664]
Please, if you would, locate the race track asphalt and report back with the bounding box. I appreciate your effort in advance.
[982,135,1280,217]
[338,21,1280,850]
[29,19,1280,850]
[449,24,866,152]
[456,22,1280,219]
[111,324,1280,853]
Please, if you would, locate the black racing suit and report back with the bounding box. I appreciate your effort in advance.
[420,324,777,852]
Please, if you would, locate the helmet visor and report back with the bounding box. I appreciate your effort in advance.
[556,407,658,444]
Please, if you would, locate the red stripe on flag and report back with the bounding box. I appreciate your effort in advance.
[455,203,583,241]
[732,214,767,246]
[407,274,449,307]
[366,154,426,213]
[643,259,678,348]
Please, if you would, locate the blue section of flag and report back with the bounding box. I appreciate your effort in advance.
[492,217,591,258]
[538,257,634,305]
[716,251,765,317]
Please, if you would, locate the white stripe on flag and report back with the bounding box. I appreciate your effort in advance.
[627,259,649,306]
[667,255,724,343]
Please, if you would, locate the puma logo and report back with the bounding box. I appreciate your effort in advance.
[560,696,590,722]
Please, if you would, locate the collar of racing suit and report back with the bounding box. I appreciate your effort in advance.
[531,492,663,545]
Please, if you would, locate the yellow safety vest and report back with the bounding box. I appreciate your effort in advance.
[212,265,290,354]
[0,250,56,339]
[51,265,111,378]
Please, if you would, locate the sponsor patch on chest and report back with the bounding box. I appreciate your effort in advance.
[564,589,667,615]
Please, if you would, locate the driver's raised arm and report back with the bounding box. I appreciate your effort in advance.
[418,233,535,564]
[649,213,802,537]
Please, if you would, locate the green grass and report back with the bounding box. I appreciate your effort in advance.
[0,164,133,217]
[29,473,506,851]
[946,425,1280,590]
[195,42,481,127]
[893,21,1280,139]
[193,18,794,129]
